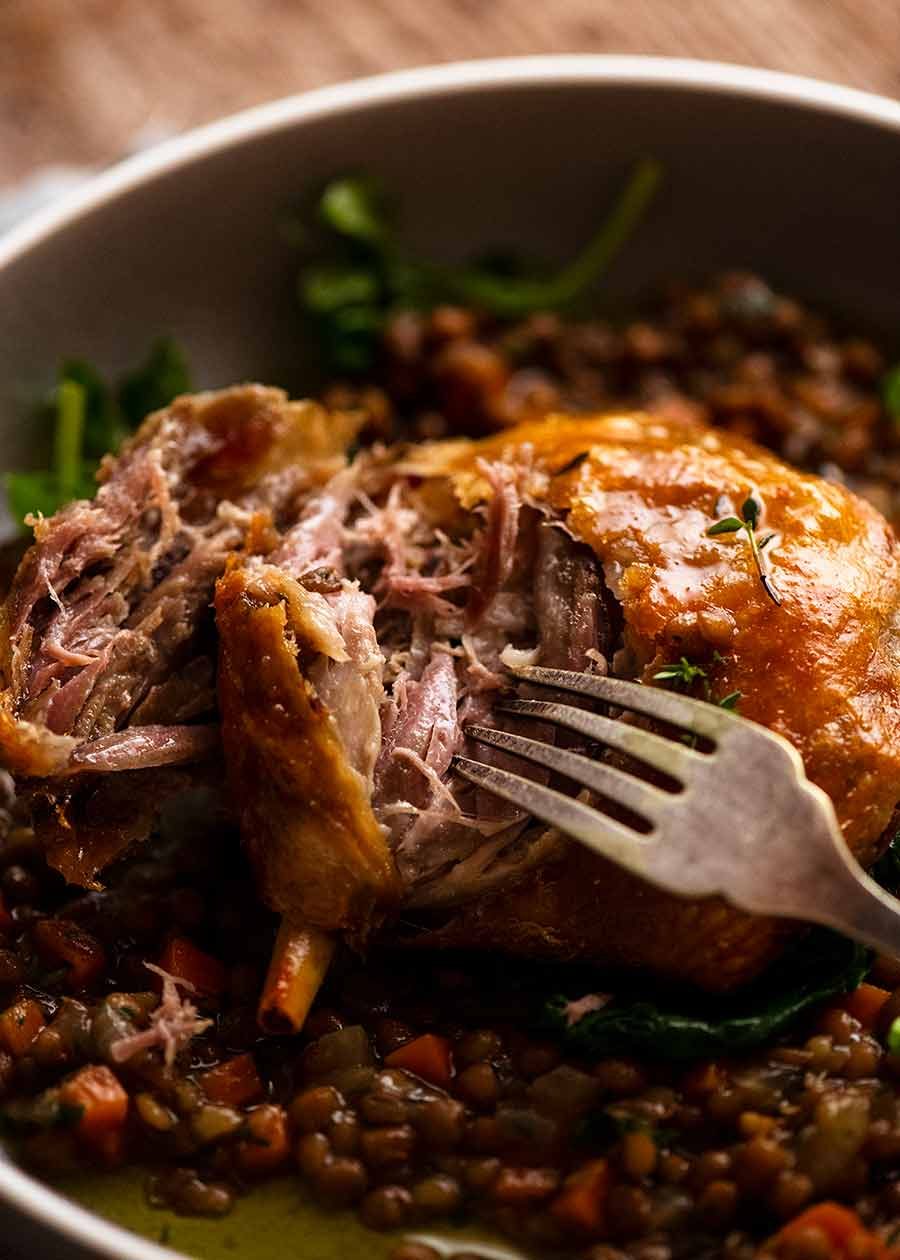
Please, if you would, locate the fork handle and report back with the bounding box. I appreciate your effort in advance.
[792,857,900,961]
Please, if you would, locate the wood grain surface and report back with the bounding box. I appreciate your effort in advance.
[1,0,899,187]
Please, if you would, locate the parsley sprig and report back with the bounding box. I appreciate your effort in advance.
[297,159,663,375]
[5,339,190,528]
[707,494,782,607]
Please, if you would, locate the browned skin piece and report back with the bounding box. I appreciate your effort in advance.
[215,564,399,942]
[0,387,366,883]
[404,412,900,989]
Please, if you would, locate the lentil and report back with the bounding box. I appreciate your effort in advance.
[359,1124,416,1168]
[313,1157,369,1206]
[410,1172,463,1216]
[455,1063,499,1110]
[360,1185,414,1231]
[621,1130,658,1180]
[296,1132,332,1179]
[326,1108,361,1156]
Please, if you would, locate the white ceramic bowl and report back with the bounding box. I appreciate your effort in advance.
[0,55,899,1258]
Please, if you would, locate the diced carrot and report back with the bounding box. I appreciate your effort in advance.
[59,1065,129,1150]
[0,998,45,1056]
[235,1104,290,1175]
[550,1158,611,1235]
[838,983,891,1030]
[157,936,226,998]
[33,918,107,989]
[0,893,13,934]
[774,1202,890,1258]
[385,1033,454,1089]
[201,1054,264,1108]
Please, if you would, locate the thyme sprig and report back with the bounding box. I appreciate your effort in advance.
[707,494,782,607]
[652,655,742,711]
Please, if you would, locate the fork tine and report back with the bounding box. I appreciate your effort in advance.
[499,698,702,781]
[465,724,668,823]
[453,755,648,869]
[508,664,728,740]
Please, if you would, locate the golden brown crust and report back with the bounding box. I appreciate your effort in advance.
[215,563,399,941]
[405,411,900,988]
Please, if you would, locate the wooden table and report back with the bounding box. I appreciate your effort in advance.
[1,0,899,186]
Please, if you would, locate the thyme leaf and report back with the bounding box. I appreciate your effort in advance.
[708,493,782,607]
[652,657,742,713]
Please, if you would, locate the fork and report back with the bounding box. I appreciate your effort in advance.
[454,665,900,958]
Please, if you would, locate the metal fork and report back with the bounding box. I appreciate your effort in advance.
[454,665,900,958]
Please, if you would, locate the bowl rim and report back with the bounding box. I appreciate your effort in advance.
[1,51,899,1260]
[2,53,900,279]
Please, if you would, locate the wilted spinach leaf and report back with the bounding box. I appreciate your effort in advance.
[543,930,868,1060]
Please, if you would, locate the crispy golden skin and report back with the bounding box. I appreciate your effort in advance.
[215,563,399,942]
[405,412,900,989]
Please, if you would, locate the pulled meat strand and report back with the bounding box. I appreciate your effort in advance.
[107,963,212,1069]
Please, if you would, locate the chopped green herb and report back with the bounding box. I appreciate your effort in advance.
[0,1093,84,1135]
[297,159,662,375]
[653,657,708,687]
[888,1017,900,1056]
[708,492,782,606]
[717,690,743,711]
[578,1106,675,1148]
[439,158,663,318]
[318,175,390,246]
[653,655,741,712]
[5,379,95,526]
[118,338,191,428]
[5,340,191,530]
[883,364,900,421]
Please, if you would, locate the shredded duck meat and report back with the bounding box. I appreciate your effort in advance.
[107,963,212,1069]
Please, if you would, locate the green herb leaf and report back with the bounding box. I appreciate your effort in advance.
[60,358,124,458]
[883,365,900,421]
[300,266,382,314]
[717,690,742,711]
[5,471,69,524]
[741,496,760,529]
[578,1107,676,1148]
[296,160,662,375]
[318,176,389,245]
[708,495,782,606]
[441,158,663,319]
[653,657,708,687]
[118,337,191,428]
[885,1016,900,1056]
[55,380,86,504]
[706,517,743,536]
[543,930,868,1060]
[6,341,191,530]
